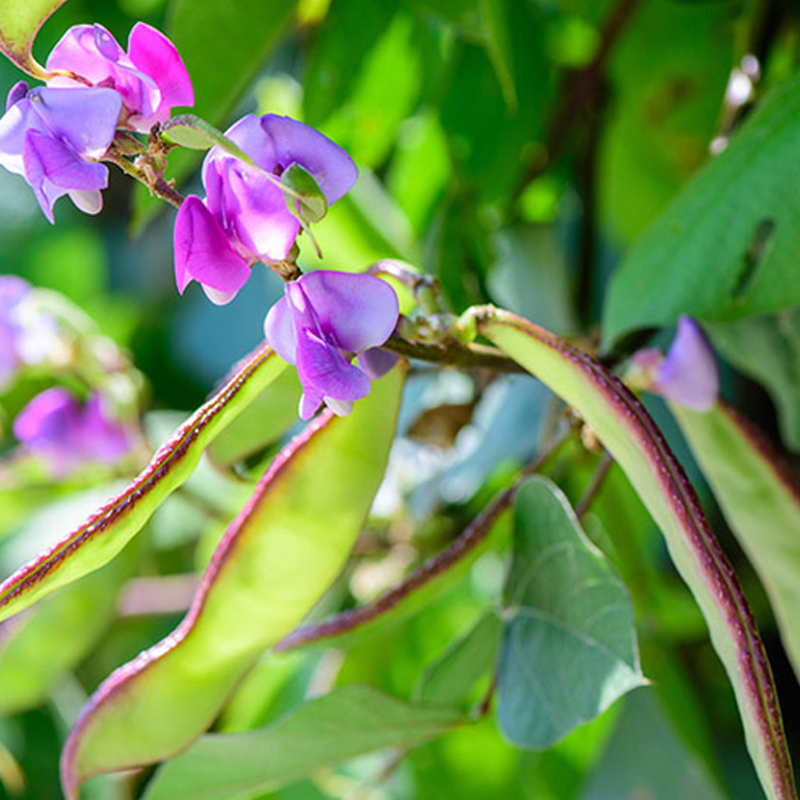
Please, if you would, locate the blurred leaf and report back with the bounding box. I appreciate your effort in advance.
[478,0,516,111]
[604,70,800,348]
[707,309,800,450]
[320,9,423,168]
[145,685,464,800]
[168,0,297,126]
[303,0,399,127]
[599,0,733,243]
[480,309,795,800]
[0,0,68,76]
[415,610,502,706]
[0,553,131,716]
[0,347,287,625]
[579,690,729,800]
[281,164,328,224]
[673,403,800,684]
[62,367,405,795]
[498,477,644,748]
[208,368,302,472]
[405,0,483,37]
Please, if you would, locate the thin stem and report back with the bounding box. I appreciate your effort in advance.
[575,451,614,520]
[274,426,573,653]
[103,148,185,209]
[382,334,527,374]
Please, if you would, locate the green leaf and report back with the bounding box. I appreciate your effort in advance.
[61,367,405,797]
[478,308,796,800]
[603,71,800,347]
[478,0,517,112]
[672,402,800,684]
[144,684,464,800]
[159,115,254,165]
[167,0,298,127]
[498,477,644,748]
[414,610,502,706]
[706,309,800,450]
[281,164,328,224]
[0,545,132,716]
[0,0,69,76]
[0,346,288,625]
[580,690,729,800]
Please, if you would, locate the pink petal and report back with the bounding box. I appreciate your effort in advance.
[222,114,278,169]
[173,196,251,300]
[128,23,194,117]
[46,25,119,85]
[296,271,399,353]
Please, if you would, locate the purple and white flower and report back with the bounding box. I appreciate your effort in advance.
[264,271,399,419]
[174,114,358,304]
[0,83,121,221]
[628,316,719,411]
[13,387,135,477]
[46,23,193,132]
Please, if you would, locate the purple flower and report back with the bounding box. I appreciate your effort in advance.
[46,23,193,132]
[629,316,719,411]
[264,271,399,419]
[174,114,358,304]
[13,388,135,477]
[0,83,121,222]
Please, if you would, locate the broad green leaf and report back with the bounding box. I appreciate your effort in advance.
[144,684,464,800]
[478,0,516,112]
[498,477,644,748]
[281,164,328,224]
[603,71,800,347]
[672,402,800,684]
[0,0,69,76]
[414,610,502,706]
[478,308,796,800]
[0,346,288,625]
[61,367,405,797]
[580,690,729,800]
[707,310,800,450]
[159,115,255,165]
[208,368,302,471]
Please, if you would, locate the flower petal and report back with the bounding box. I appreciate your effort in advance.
[128,22,194,116]
[82,394,132,462]
[263,296,298,364]
[173,196,250,300]
[221,114,278,169]
[69,189,103,215]
[46,25,119,86]
[358,348,398,379]
[0,95,38,175]
[260,115,358,204]
[24,129,108,191]
[225,163,299,261]
[296,271,399,353]
[6,81,28,111]
[28,87,121,159]
[656,316,720,411]
[299,387,323,420]
[295,328,371,403]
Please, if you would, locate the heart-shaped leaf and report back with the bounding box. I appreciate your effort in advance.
[498,477,644,748]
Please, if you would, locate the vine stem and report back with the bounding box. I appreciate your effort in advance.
[103,147,185,209]
[575,451,614,520]
[382,334,527,374]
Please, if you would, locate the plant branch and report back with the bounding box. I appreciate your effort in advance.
[382,334,527,374]
[575,451,614,519]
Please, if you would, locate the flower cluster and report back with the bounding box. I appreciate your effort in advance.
[13,387,136,477]
[627,316,719,411]
[0,23,192,221]
[174,114,358,304]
